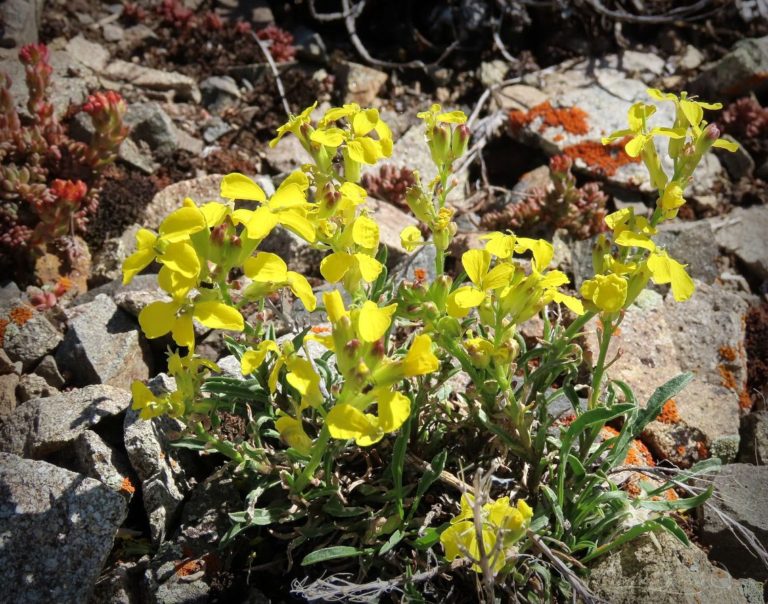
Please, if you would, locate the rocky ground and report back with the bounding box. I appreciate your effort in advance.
[1,0,767,602]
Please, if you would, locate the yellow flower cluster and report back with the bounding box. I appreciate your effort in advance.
[440,494,533,574]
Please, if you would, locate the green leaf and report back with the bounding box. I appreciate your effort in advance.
[322,498,370,518]
[411,527,443,550]
[379,529,404,555]
[580,519,663,563]
[415,450,447,499]
[633,372,693,434]
[655,516,690,546]
[301,546,365,566]
[540,485,565,534]
[636,485,713,512]
[563,404,634,445]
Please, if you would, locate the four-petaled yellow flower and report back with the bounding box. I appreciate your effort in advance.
[326,389,411,446]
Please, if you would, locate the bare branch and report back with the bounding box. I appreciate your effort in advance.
[250,31,291,117]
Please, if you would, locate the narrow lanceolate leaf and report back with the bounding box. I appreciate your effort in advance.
[301,546,364,566]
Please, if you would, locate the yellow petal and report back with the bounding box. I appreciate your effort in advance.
[287,271,317,311]
[139,301,178,339]
[275,415,313,454]
[278,210,316,243]
[452,286,486,309]
[614,230,656,251]
[122,247,156,285]
[245,206,279,240]
[221,172,266,202]
[193,301,244,331]
[159,206,206,242]
[648,252,695,302]
[241,340,279,374]
[200,202,230,227]
[482,232,516,259]
[323,290,348,322]
[270,182,308,210]
[436,110,467,123]
[157,265,195,299]
[400,225,424,252]
[377,390,410,433]
[403,334,439,376]
[159,241,201,279]
[358,301,396,342]
[462,249,490,286]
[171,314,195,349]
[326,404,378,443]
[355,253,383,283]
[310,127,346,147]
[515,238,554,271]
[712,138,739,152]
[680,99,703,129]
[483,263,514,290]
[605,208,632,230]
[352,215,380,250]
[624,135,646,158]
[320,252,352,283]
[352,108,379,136]
[244,252,288,282]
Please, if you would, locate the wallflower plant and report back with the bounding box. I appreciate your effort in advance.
[124,92,736,601]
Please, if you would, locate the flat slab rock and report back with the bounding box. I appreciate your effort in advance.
[586,281,748,447]
[0,384,130,458]
[0,453,128,604]
[588,530,753,604]
[699,463,768,581]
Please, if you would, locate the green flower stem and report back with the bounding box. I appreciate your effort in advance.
[293,425,330,493]
[588,317,615,409]
[193,421,244,463]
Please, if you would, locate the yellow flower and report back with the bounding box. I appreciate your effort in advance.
[402,334,439,376]
[269,102,317,147]
[580,273,628,313]
[605,208,657,251]
[326,389,410,446]
[139,296,244,349]
[447,249,513,317]
[464,336,495,369]
[658,182,686,221]
[440,494,532,574]
[320,250,383,291]
[241,340,279,374]
[400,225,424,252]
[482,231,516,259]
[647,250,695,302]
[243,252,317,311]
[221,172,316,243]
[357,300,397,342]
[274,414,313,454]
[122,204,206,285]
[601,102,685,158]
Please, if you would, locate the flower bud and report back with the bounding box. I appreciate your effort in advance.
[405,185,433,224]
[430,123,451,167]
[450,124,470,160]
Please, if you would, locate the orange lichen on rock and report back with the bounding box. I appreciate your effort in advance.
[175,559,203,577]
[601,425,654,466]
[562,138,640,176]
[120,477,136,494]
[696,441,709,459]
[9,305,34,326]
[0,318,7,347]
[509,101,590,136]
[718,365,739,390]
[739,389,753,411]
[658,399,681,424]
[719,346,738,362]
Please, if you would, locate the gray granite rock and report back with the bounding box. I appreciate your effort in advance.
[15,373,58,403]
[710,206,768,284]
[143,474,242,603]
[124,102,179,157]
[264,134,311,173]
[739,410,768,465]
[143,174,225,231]
[0,0,42,47]
[588,530,750,603]
[103,60,201,102]
[56,294,152,388]
[123,375,194,544]
[2,308,62,371]
[199,75,240,112]
[91,224,142,286]
[699,463,768,581]
[74,430,134,499]
[0,373,19,416]
[693,36,768,99]
[335,60,388,105]
[33,355,65,388]
[0,384,130,457]
[0,453,128,604]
